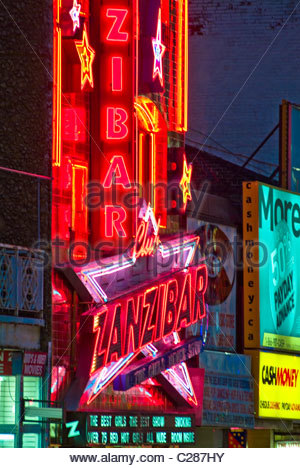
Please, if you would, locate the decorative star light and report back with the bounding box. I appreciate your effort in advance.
[180,154,192,210]
[75,25,95,90]
[69,0,81,32]
[152,8,166,87]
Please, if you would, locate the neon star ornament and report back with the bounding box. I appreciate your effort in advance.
[180,154,192,210]
[69,0,81,32]
[152,8,166,87]
[75,26,95,90]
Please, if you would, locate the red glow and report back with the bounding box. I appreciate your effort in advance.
[106,107,129,139]
[175,0,188,131]
[105,205,127,237]
[103,155,131,188]
[62,106,86,142]
[179,154,192,211]
[52,1,61,167]
[135,97,168,227]
[132,204,160,259]
[184,0,188,131]
[90,264,208,373]
[152,8,166,87]
[75,25,95,90]
[112,56,123,91]
[92,0,134,249]
[72,164,88,232]
[134,219,159,259]
[69,0,81,32]
[106,8,129,42]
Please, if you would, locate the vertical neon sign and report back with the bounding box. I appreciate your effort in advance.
[90,0,135,251]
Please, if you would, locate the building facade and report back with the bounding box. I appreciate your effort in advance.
[0,0,53,447]
[3,0,300,450]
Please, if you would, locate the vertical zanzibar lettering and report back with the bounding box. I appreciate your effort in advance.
[98,0,134,246]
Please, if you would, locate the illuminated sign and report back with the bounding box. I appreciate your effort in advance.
[69,0,81,32]
[66,229,207,406]
[199,351,254,428]
[152,8,166,87]
[243,182,300,351]
[179,154,192,211]
[114,336,203,390]
[250,351,300,420]
[0,350,22,376]
[23,352,47,377]
[276,441,300,448]
[78,263,207,402]
[90,0,135,249]
[63,412,196,447]
[75,25,95,90]
[132,204,160,260]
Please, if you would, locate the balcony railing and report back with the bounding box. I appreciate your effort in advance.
[0,244,44,317]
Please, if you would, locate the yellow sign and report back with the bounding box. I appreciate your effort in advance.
[263,333,300,353]
[243,181,260,348]
[258,351,300,419]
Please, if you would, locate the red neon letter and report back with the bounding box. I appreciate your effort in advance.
[105,206,127,237]
[105,304,122,365]
[123,297,141,357]
[112,57,122,91]
[176,273,192,331]
[139,287,158,348]
[106,9,129,42]
[107,107,128,139]
[90,308,108,375]
[163,279,178,337]
[103,156,131,188]
[192,265,208,322]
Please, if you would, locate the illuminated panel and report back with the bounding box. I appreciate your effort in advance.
[134,97,168,227]
[177,0,183,131]
[138,0,165,94]
[79,262,207,404]
[71,164,88,261]
[72,164,88,233]
[75,231,206,404]
[62,105,87,142]
[53,0,62,166]
[90,0,135,251]
[63,413,196,447]
[184,0,188,131]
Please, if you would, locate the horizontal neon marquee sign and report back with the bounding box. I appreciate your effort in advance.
[90,264,207,372]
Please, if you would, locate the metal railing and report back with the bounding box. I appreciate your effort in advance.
[0,244,44,317]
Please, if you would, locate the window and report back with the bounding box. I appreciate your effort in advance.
[0,376,16,425]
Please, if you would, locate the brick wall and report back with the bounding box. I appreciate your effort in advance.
[188,0,300,174]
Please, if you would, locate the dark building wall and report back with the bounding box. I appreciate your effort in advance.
[0,0,52,244]
[0,0,53,350]
[188,0,300,174]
